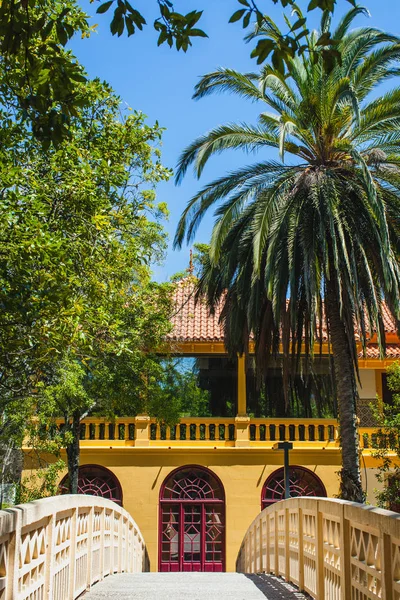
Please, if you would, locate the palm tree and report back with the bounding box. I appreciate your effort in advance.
[174,6,400,502]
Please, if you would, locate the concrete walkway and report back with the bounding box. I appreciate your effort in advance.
[83,573,307,599]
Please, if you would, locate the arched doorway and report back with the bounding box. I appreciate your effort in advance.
[159,465,225,572]
[59,464,123,506]
[261,466,327,509]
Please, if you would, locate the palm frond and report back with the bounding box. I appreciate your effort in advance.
[193,69,263,102]
[175,124,281,184]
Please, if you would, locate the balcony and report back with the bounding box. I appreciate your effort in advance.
[44,416,348,450]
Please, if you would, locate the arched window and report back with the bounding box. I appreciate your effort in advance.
[159,466,225,572]
[59,465,123,506]
[261,466,327,509]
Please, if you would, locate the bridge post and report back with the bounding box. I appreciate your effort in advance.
[316,504,325,599]
[298,506,304,592]
[86,507,94,590]
[264,515,269,574]
[380,531,393,600]
[274,511,279,575]
[99,507,105,581]
[245,528,250,572]
[6,511,20,600]
[340,506,351,600]
[68,508,78,600]
[284,507,290,582]
[258,515,264,572]
[117,512,123,573]
[44,514,56,599]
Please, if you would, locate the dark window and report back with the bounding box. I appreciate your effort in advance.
[246,357,336,418]
[158,356,237,417]
[382,373,394,406]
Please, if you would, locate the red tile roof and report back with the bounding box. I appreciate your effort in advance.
[169,279,400,354]
[363,344,400,359]
[169,279,224,342]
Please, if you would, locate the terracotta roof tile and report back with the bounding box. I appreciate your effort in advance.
[168,279,224,342]
[362,344,400,359]
[169,279,399,352]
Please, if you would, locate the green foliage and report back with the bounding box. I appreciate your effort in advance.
[15,459,66,504]
[154,359,211,419]
[92,0,357,62]
[178,370,211,417]
[0,79,171,392]
[175,8,400,369]
[94,0,207,50]
[0,1,367,146]
[371,362,400,511]
[15,418,66,504]
[0,70,175,490]
[0,0,91,147]
[38,360,92,424]
[246,361,336,418]
[242,2,351,73]
[192,243,211,277]
[174,6,400,501]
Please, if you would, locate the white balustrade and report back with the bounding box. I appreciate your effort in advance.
[0,495,146,600]
[237,497,400,600]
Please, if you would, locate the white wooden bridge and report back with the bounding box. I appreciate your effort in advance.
[0,494,399,599]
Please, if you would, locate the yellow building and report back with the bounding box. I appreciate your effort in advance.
[28,279,400,573]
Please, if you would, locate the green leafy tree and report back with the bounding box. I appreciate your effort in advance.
[174,7,400,502]
[0,384,36,504]
[37,340,173,494]
[372,362,400,511]
[0,76,175,492]
[16,428,65,504]
[15,461,66,504]
[0,0,361,146]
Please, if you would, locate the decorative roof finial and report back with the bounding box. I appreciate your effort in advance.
[188,249,194,274]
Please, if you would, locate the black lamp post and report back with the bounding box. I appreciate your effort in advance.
[272,441,293,499]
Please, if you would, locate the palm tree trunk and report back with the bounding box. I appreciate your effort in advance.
[326,281,364,503]
[66,411,81,494]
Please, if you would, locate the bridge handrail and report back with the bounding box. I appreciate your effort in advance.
[0,494,146,600]
[236,496,400,599]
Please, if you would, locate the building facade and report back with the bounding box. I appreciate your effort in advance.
[24,279,400,572]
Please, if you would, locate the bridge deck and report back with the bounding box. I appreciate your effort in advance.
[83,573,306,599]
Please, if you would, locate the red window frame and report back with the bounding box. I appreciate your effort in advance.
[261,465,327,510]
[59,464,123,506]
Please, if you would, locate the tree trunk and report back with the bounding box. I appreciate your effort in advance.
[66,411,81,494]
[326,282,364,503]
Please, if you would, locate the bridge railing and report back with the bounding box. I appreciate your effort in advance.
[0,494,146,600]
[236,497,400,599]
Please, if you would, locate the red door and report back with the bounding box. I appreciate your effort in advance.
[159,466,225,572]
[182,504,202,571]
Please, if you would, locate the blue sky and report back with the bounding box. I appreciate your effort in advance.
[71,0,399,281]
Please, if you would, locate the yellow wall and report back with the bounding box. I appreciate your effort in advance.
[21,364,394,572]
[71,447,341,572]
[357,369,377,398]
